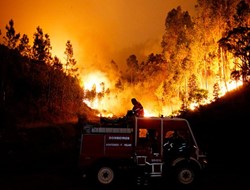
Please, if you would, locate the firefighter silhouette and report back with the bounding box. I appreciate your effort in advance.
[127,98,144,117]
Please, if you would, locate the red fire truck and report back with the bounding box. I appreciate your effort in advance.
[78,116,207,187]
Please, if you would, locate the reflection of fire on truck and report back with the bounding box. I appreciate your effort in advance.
[78,116,207,187]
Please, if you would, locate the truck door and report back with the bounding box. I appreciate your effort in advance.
[135,118,162,155]
[134,117,163,177]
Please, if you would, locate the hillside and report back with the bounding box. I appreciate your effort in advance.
[1,83,250,174]
[180,84,250,172]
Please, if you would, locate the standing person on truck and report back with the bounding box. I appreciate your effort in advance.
[131,98,144,117]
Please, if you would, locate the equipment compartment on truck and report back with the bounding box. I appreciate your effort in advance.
[78,116,207,187]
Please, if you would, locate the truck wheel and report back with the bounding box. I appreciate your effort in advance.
[174,164,198,186]
[96,166,115,186]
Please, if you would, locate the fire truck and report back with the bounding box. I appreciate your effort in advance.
[78,116,207,187]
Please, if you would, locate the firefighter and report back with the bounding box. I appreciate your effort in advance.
[125,98,144,126]
[131,98,144,117]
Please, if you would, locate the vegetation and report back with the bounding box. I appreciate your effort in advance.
[1,0,250,127]
[1,0,250,176]
[0,24,97,127]
[179,84,250,170]
[81,0,250,116]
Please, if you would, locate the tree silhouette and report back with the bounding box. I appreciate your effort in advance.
[234,0,250,27]
[32,26,52,64]
[188,74,198,103]
[3,19,20,49]
[126,54,139,85]
[218,26,250,83]
[18,34,31,58]
[64,40,78,77]
[213,82,220,101]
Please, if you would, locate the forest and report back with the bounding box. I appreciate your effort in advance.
[0,0,250,127]
[1,1,250,184]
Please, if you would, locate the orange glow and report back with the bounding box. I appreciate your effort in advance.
[139,129,148,138]
[81,70,243,117]
[81,71,164,117]
[0,0,197,118]
[1,1,244,118]
[144,109,157,117]
[81,71,113,116]
[219,80,243,97]
[82,71,110,92]
[0,0,196,71]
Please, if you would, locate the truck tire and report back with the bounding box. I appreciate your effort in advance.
[173,163,199,187]
[96,166,115,186]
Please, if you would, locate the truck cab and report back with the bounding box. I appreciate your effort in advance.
[78,116,207,187]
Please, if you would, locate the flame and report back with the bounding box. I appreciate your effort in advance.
[189,102,199,110]
[189,79,243,111]
[219,80,243,97]
[82,71,110,92]
[81,70,243,118]
[81,70,123,117]
[144,109,157,117]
